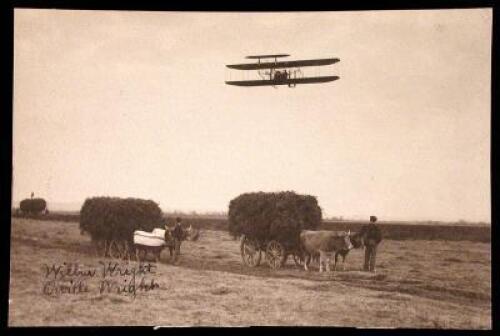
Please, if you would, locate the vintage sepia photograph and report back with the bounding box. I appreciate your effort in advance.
[10,8,491,328]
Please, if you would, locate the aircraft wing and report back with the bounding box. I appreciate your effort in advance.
[226,58,340,70]
[246,54,290,59]
[225,76,340,87]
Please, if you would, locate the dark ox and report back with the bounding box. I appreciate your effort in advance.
[299,230,354,273]
[333,232,365,271]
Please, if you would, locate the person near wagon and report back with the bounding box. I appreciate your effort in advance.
[163,220,173,243]
[171,217,184,259]
[360,215,382,272]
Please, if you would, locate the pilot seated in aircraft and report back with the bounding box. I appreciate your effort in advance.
[274,70,288,82]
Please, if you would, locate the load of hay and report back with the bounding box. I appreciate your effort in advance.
[19,198,47,215]
[228,191,322,246]
[79,197,164,242]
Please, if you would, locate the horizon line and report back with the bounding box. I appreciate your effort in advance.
[11,199,491,224]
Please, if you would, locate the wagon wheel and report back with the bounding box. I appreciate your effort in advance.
[117,240,132,260]
[240,236,262,267]
[94,239,107,258]
[107,240,118,259]
[108,240,126,259]
[120,241,132,260]
[266,240,286,269]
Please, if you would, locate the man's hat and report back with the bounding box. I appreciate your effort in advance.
[370,216,377,222]
[176,217,182,222]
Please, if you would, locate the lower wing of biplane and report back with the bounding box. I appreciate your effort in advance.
[225,75,339,87]
[225,55,340,88]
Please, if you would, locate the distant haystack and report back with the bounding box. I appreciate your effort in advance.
[79,197,164,242]
[228,191,322,244]
[19,198,47,215]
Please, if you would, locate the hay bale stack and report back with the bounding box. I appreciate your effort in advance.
[19,198,47,215]
[228,191,322,245]
[80,197,164,242]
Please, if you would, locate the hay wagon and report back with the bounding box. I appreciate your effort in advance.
[229,191,322,270]
[80,197,169,261]
[240,234,303,269]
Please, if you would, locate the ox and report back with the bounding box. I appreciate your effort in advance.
[133,228,171,262]
[305,231,365,271]
[133,225,194,262]
[333,232,364,271]
[299,230,354,272]
[304,231,365,271]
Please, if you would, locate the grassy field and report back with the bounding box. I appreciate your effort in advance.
[9,217,491,328]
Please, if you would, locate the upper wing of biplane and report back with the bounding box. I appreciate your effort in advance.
[225,75,340,87]
[246,54,290,59]
[226,58,340,70]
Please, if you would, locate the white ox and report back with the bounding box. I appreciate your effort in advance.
[299,230,354,273]
[133,229,167,247]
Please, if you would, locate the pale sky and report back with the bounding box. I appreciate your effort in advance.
[13,9,491,222]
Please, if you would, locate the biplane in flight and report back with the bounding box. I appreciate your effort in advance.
[225,54,340,87]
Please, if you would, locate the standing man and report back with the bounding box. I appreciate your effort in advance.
[171,217,184,261]
[360,215,382,272]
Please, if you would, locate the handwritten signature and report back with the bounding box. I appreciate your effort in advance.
[41,261,160,298]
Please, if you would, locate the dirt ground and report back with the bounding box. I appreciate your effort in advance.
[8,218,491,328]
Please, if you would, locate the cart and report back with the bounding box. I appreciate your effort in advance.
[240,234,304,269]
